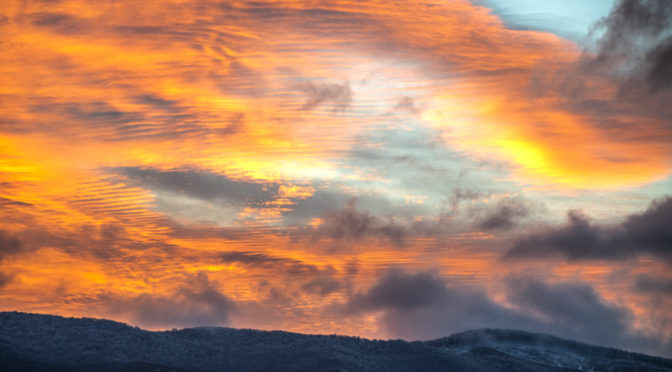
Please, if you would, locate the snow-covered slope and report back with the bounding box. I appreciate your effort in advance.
[0,312,670,371]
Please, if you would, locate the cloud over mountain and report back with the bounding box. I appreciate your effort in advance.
[505,196,672,262]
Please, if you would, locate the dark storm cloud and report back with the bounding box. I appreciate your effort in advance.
[505,196,672,262]
[634,274,672,296]
[119,167,277,204]
[646,38,672,92]
[585,0,672,93]
[341,268,657,352]
[101,272,235,328]
[299,81,352,111]
[528,0,672,137]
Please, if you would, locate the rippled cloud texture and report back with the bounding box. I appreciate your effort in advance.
[1,0,671,357]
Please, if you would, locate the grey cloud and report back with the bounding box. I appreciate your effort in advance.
[0,272,12,288]
[30,101,141,127]
[635,274,672,296]
[220,251,328,277]
[301,277,343,296]
[341,268,659,353]
[134,94,180,111]
[475,197,540,231]
[214,112,245,136]
[443,189,542,231]
[221,251,344,297]
[134,94,242,135]
[297,199,408,245]
[528,0,672,140]
[446,188,486,214]
[27,100,209,141]
[505,276,632,345]
[646,37,672,92]
[113,25,172,36]
[288,192,477,245]
[221,251,291,265]
[56,222,167,260]
[505,196,672,262]
[167,223,272,241]
[345,268,446,313]
[28,12,91,34]
[0,231,23,262]
[586,0,672,93]
[343,268,530,340]
[0,226,101,264]
[394,96,418,114]
[299,81,352,111]
[0,220,175,263]
[221,251,289,265]
[0,197,33,208]
[119,167,277,204]
[224,5,370,38]
[101,272,235,328]
[283,184,426,228]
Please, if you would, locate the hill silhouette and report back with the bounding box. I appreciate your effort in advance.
[1,312,671,371]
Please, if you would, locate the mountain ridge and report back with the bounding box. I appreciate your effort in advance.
[1,311,670,371]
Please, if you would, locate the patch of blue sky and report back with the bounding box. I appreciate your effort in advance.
[330,116,672,227]
[332,119,527,218]
[474,0,616,43]
[568,177,672,222]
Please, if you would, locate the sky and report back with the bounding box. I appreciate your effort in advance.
[1,0,671,357]
[477,0,616,41]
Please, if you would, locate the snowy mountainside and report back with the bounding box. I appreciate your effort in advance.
[0,312,671,371]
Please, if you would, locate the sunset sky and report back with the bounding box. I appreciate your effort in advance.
[1,0,671,357]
